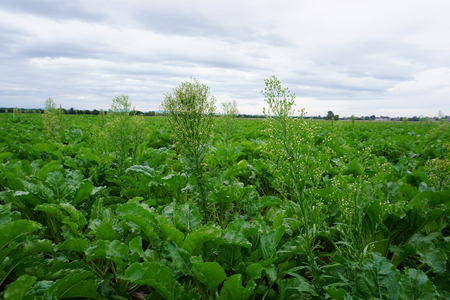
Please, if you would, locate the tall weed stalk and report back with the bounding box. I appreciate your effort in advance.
[261,76,330,226]
[100,95,149,176]
[161,78,216,222]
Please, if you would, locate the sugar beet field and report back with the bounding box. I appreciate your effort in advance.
[1,83,450,299]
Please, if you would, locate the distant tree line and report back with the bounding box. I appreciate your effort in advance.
[1,107,448,121]
[0,107,160,116]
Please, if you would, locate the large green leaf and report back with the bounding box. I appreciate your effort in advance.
[120,213,158,242]
[55,238,89,254]
[326,287,353,300]
[353,252,400,299]
[59,203,87,227]
[0,219,41,251]
[246,263,263,281]
[183,226,221,254]
[159,215,184,246]
[278,276,318,299]
[260,226,285,261]
[219,274,255,300]
[35,204,64,219]
[125,165,156,178]
[116,202,159,241]
[222,219,255,248]
[120,262,184,300]
[1,239,53,287]
[191,256,227,293]
[72,180,94,207]
[172,248,194,276]
[90,217,122,241]
[4,274,37,300]
[36,161,63,180]
[43,269,104,299]
[85,240,129,267]
[398,268,439,300]
[174,203,202,233]
[415,241,446,274]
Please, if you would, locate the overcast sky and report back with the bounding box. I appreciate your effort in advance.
[1,0,449,117]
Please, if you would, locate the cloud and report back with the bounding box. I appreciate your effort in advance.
[0,0,450,117]
[0,0,105,22]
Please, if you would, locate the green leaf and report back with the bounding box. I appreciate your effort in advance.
[0,152,13,161]
[191,256,227,293]
[219,274,255,300]
[398,268,439,300]
[22,280,54,299]
[183,226,221,254]
[85,240,129,267]
[354,252,400,299]
[4,274,37,300]
[36,160,63,180]
[279,276,318,299]
[55,238,89,254]
[246,263,263,281]
[172,248,194,276]
[180,289,201,300]
[222,219,255,248]
[59,203,87,227]
[1,239,53,287]
[0,219,41,251]
[326,287,352,300]
[121,213,158,242]
[43,269,104,299]
[56,280,105,299]
[92,218,122,241]
[159,216,184,246]
[343,158,364,177]
[120,262,184,300]
[126,165,156,178]
[35,204,63,219]
[116,202,159,241]
[416,240,446,274]
[72,180,93,207]
[260,226,285,261]
[174,203,202,233]
[217,244,243,271]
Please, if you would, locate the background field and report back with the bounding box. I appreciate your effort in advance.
[1,112,449,299]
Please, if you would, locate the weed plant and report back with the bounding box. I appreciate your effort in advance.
[220,99,239,147]
[99,95,149,176]
[161,78,216,222]
[261,75,331,226]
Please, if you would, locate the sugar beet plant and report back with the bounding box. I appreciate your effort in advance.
[161,78,216,222]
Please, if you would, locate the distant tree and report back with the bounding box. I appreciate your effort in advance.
[92,109,99,115]
[325,111,334,120]
[333,115,339,121]
[370,115,376,120]
[84,109,91,115]
[68,107,75,114]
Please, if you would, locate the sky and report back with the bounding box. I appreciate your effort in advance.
[1,0,450,117]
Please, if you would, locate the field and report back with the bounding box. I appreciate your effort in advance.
[1,111,450,299]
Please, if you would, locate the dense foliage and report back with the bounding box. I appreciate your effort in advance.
[1,93,450,299]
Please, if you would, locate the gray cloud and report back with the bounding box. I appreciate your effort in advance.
[0,0,105,22]
[0,1,449,117]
